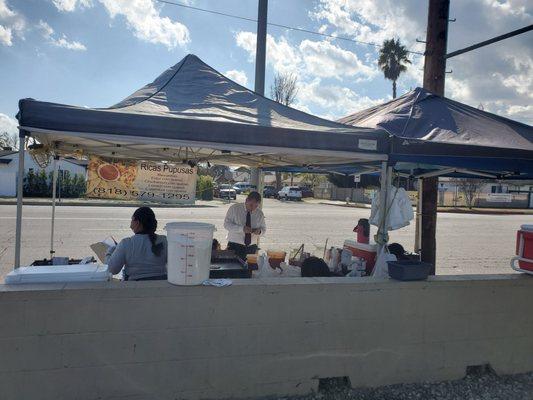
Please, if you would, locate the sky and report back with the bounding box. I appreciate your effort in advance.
[0,0,531,139]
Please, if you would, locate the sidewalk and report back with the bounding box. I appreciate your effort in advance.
[308,198,533,215]
[0,197,225,208]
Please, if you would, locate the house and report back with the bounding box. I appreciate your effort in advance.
[232,166,250,183]
[0,151,87,197]
[438,178,533,208]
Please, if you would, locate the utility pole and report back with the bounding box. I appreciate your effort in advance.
[421,0,450,273]
[250,0,268,191]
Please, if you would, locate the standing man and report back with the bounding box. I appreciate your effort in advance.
[224,191,266,259]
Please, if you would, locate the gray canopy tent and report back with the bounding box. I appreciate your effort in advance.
[14,54,392,269]
[339,87,533,179]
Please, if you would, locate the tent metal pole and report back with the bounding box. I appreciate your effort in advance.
[14,130,26,269]
[377,161,389,244]
[414,178,423,253]
[50,156,59,258]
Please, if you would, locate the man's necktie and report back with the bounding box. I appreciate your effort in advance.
[244,211,252,246]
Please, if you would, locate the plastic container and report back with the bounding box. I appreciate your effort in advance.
[246,253,259,270]
[267,251,286,269]
[387,260,432,281]
[343,240,377,275]
[5,264,110,284]
[512,224,533,272]
[165,222,216,285]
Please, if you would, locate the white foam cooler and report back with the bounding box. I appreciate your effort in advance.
[165,222,216,285]
[5,264,110,284]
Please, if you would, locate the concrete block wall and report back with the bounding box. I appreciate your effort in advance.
[0,275,532,400]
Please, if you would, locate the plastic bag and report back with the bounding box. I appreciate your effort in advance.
[371,246,398,279]
[254,252,282,278]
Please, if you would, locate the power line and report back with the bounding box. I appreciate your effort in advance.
[446,24,533,59]
[153,0,425,56]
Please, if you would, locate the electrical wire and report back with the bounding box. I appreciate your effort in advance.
[153,0,425,56]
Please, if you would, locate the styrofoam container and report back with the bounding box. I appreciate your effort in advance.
[165,222,216,285]
[5,264,110,284]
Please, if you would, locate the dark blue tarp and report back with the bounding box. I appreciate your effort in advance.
[16,54,389,163]
[339,87,533,178]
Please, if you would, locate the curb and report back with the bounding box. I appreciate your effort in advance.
[0,200,222,208]
[316,201,532,215]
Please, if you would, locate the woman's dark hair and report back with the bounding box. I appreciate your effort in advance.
[301,256,332,277]
[132,207,163,256]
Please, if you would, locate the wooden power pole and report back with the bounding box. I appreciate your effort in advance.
[421,0,450,273]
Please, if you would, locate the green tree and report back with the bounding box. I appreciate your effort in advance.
[378,38,411,99]
[196,175,214,201]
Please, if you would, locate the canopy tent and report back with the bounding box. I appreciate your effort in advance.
[13,54,393,269]
[17,54,388,169]
[339,87,533,179]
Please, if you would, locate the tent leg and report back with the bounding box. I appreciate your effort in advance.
[14,130,25,269]
[377,161,390,245]
[50,156,59,258]
[414,178,423,253]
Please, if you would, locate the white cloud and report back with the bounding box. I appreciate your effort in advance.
[0,113,18,135]
[52,35,87,51]
[0,24,11,45]
[225,69,248,87]
[235,31,375,80]
[443,1,533,124]
[299,39,377,80]
[235,31,301,75]
[311,0,426,48]
[0,0,25,46]
[296,78,386,120]
[506,105,533,124]
[483,0,532,19]
[37,20,54,38]
[36,19,87,51]
[311,0,531,124]
[99,0,190,49]
[50,0,190,49]
[51,0,93,12]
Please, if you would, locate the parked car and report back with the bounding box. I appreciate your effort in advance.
[300,186,314,198]
[232,182,257,194]
[214,184,236,200]
[263,185,277,198]
[278,186,303,201]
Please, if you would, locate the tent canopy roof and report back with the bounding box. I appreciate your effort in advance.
[17,54,388,168]
[339,87,533,178]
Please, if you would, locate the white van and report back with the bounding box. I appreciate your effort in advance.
[232,182,257,194]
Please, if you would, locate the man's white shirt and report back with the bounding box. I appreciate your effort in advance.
[224,203,266,246]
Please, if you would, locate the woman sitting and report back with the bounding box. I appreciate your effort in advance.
[106,207,167,281]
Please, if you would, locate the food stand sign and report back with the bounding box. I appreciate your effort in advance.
[87,156,197,204]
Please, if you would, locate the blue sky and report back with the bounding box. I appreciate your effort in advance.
[0,0,531,137]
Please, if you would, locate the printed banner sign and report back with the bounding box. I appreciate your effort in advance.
[87,156,197,204]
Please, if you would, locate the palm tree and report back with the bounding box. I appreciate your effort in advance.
[378,38,411,98]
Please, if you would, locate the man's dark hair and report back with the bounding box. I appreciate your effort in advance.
[247,191,262,203]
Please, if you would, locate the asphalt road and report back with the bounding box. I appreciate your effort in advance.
[0,197,529,279]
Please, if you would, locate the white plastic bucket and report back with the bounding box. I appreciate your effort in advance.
[165,222,216,285]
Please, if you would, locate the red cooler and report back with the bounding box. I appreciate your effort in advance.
[512,225,533,273]
[343,240,377,275]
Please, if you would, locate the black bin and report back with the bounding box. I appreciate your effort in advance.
[387,260,432,281]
